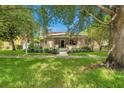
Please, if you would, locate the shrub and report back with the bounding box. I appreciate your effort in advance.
[81,46,93,52]
[43,48,59,54]
[28,43,43,53]
[67,46,92,53]
[28,44,59,54]
[43,47,50,53]
[16,45,22,49]
[50,48,59,54]
[67,48,81,53]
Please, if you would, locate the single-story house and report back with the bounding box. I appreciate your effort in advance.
[40,32,87,49]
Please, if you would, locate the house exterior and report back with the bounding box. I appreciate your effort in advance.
[0,38,23,50]
[40,32,87,50]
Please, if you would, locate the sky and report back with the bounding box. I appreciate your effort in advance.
[33,6,68,32]
[34,14,68,32]
[49,23,67,32]
[32,5,93,32]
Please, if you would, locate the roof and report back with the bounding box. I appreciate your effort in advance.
[47,32,66,36]
[41,32,87,39]
[79,31,88,36]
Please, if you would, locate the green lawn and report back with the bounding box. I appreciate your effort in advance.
[68,51,108,56]
[0,50,108,57]
[0,50,54,56]
[0,57,124,88]
[0,50,25,55]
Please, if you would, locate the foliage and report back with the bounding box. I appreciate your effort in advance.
[87,23,109,51]
[28,43,59,54]
[67,47,92,54]
[38,6,112,32]
[0,6,39,50]
[0,40,4,49]
[16,45,22,50]
[43,47,59,54]
[81,46,93,52]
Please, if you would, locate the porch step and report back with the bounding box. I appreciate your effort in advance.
[59,48,67,52]
[57,51,68,56]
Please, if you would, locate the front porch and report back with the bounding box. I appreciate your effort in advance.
[56,39,77,48]
[46,38,85,49]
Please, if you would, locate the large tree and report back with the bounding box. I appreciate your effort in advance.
[103,6,124,68]
[0,6,37,51]
[39,5,124,68]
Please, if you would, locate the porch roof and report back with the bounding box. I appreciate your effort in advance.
[41,32,87,39]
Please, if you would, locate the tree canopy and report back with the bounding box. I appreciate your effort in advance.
[0,5,40,50]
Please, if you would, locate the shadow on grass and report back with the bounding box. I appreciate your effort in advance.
[0,58,124,88]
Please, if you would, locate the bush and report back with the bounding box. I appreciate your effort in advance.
[81,46,92,52]
[67,46,92,53]
[67,48,81,53]
[43,48,59,54]
[50,48,59,54]
[28,44,59,54]
[28,43,43,53]
[16,45,22,49]
[43,47,49,53]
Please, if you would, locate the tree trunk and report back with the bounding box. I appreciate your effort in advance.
[91,40,94,51]
[11,39,16,51]
[98,41,103,51]
[108,25,113,49]
[105,6,124,68]
[99,45,102,51]
[25,38,28,55]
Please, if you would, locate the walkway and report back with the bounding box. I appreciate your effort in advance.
[57,48,68,56]
[0,55,106,59]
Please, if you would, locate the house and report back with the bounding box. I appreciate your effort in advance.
[0,38,23,50]
[40,32,87,50]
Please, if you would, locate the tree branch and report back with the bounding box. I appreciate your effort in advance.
[83,8,109,25]
[96,5,115,15]
[83,6,117,25]
[89,13,109,25]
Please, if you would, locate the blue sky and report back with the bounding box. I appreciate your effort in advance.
[49,23,67,32]
[32,6,93,32]
[34,14,68,32]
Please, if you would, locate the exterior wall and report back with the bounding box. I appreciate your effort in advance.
[47,39,54,48]
[76,38,85,48]
[0,38,23,50]
[40,42,44,48]
[2,42,12,50]
[40,37,87,49]
[66,45,76,50]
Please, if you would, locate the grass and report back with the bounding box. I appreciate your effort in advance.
[0,50,25,55]
[0,50,108,57]
[28,53,54,56]
[0,50,54,56]
[68,51,108,57]
[0,57,124,88]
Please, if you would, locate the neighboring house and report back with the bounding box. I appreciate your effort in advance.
[40,32,87,50]
[0,38,23,50]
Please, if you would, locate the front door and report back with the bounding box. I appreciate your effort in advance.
[60,40,65,48]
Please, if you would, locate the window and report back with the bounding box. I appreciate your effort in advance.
[45,40,47,44]
[54,40,58,45]
[69,39,77,45]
